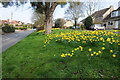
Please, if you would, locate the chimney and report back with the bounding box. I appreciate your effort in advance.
[109,5,114,12]
[109,5,114,9]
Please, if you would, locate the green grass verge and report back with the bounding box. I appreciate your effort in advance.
[2,29,120,78]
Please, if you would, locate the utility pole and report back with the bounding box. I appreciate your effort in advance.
[10,12,13,22]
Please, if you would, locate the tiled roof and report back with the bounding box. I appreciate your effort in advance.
[81,6,112,22]
[91,8,110,17]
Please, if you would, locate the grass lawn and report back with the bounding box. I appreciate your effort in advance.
[2,29,120,78]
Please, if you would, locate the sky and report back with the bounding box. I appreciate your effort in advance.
[0,1,120,24]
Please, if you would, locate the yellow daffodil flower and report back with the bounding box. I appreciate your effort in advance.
[91,54,94,56]
[112,54,116,57]
[98,51,102,53]
[110,50,113,53]
[102,47,105,50]
[88,48,92,51]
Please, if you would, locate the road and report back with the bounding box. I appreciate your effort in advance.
[1,29,35,52]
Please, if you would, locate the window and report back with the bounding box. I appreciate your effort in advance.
[111,12,116,17]
[108,21,113,25]
[118,11,120,16]
[108,22,111,25]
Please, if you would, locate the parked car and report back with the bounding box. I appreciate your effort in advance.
[91,24,105,30]
[72,26,80,29]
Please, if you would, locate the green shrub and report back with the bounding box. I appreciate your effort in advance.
[84,16,93,30]
[2,24,15,33]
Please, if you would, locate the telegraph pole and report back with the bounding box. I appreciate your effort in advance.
[10,12,13,22]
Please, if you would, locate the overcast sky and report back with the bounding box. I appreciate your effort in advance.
[0,1,119,24]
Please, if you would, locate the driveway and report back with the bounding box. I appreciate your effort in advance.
[1,29,35,53]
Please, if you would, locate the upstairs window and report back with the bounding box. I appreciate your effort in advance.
[111,12,116,17]
[118,11,120,16]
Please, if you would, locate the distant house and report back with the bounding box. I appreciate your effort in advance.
[1,19,10,24]
[64,20,73,28]
[11,20,24,26]
[104,7,120,29]
[0,19,24,26]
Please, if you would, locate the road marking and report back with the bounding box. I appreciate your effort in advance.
[2,38,10,41]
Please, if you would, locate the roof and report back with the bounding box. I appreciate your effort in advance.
[112,7,120,12]
[81,6,113,22]
[64,21,73,27]
[91,8,110,17]
[104,14,120,21]
[104,7,120,21]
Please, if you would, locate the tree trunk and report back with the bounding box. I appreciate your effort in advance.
[44,2,58,34]
[45,16,52,34]
[75,20,77,28]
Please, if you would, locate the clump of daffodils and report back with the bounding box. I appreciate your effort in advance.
[43,30,119,58]
[60,53,73,58]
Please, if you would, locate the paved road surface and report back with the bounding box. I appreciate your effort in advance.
[2,29,35,52]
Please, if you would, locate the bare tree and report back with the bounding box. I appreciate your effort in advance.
[83,0,99,16]
[65,2,84,28]
[31,12,45,30]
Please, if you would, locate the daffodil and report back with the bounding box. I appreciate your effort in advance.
[96,53,99,55]
[88,48,92,51]
[110,50,113,53]
[61,54,65,57]
[72,53,74,55]
[72,50,74,52]
[93,52,96,54]
[44,45,46,47]
[98,51,102,53]
[112,54,116,57]
[91,54,94,56]
[107,38,111,42]
[74,48,77,51]
[67,53,71,56]
[102,47,105,50]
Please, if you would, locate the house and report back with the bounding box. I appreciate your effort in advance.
[1,19,10,24]
[103,7,120,29]
[81,6,114,29]
[0,19,24,26]
[11,20,24,26]
[64,20,73,28]
[91,6,114,28]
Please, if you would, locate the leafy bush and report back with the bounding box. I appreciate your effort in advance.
[84,16,93,30]
[2,24,15,33]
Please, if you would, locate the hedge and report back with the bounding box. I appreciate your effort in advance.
[2,24,15,33]
[15,27,27,30]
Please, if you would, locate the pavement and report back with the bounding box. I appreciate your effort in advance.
[1,29,35,53]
